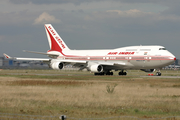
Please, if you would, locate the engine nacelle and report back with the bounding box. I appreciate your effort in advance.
[51,62,64,70]
[90,64,103,72]
[140,69,155,73]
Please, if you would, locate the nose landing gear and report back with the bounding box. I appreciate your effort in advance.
[156,72,161,76]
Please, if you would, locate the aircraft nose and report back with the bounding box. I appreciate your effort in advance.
[169,53,176,62]
[171,54,176,62]
[171,54,176,61]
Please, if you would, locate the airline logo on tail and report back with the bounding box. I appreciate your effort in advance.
[47,25,66,49]
[44,24,70,53]
[3,53,11,59]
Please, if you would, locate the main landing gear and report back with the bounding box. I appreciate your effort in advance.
[94,71,113,76]
[94,70,127,76]
[106,71,113,75]
[118,70,127,76]
[94,72,105,75]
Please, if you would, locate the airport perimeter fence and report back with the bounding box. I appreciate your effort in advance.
[0,112,180,120]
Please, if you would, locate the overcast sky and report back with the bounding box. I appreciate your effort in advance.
[0,0,180,58]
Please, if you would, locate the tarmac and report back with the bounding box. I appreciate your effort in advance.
[141,75,180,78]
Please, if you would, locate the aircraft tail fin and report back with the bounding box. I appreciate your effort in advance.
[3,53,11,59]
[44,24,70,53]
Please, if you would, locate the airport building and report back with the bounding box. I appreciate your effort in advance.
[0,57,4,67]
[0,56,49,69]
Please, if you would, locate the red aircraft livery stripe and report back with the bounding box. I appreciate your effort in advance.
[45,26,77,57]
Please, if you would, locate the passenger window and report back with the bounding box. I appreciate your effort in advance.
[159,48,166,50]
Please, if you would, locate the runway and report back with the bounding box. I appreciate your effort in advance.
[141,75,180,78]
[5,73,180,78]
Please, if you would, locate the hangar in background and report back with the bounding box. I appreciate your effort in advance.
[0,57,4,67]
[0,56,49,69]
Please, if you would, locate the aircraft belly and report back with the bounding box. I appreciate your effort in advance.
[71,59,174,70]
[87,59,172,70]
[87,60,133,70]
[130,60,174,69]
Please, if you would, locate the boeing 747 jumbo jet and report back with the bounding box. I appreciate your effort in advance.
[4,24,176,76]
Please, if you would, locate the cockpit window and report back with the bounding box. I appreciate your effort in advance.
[159,48,166,50]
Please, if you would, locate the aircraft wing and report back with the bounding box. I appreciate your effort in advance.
[54,59,87,64]
[4,53,132,70]
[3,53,50,62]
[23,50,59,58]
[98,62,126,66]
[3,53,87,64]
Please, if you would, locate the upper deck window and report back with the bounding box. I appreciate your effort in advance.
[140,49,151,51]
[159,48,166,50]
[126,49,137,51]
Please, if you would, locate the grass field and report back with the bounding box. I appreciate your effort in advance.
[0,69,180,119]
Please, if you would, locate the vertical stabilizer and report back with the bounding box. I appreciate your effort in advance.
[44,24,70,52]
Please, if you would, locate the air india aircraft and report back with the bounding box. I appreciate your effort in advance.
[4,24,176,76]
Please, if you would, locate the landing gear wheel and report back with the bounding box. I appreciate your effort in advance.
[156,72,161,76]
[118,71,127,76]
[118,72,122,75]
[94,73,98,75]
[123,72,127,75]
[94,72,105,76]
[106,71,113,75]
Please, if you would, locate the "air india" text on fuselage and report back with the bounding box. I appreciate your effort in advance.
[107,52,135,55]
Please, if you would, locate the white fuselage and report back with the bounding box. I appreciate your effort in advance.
[47,45,175,70]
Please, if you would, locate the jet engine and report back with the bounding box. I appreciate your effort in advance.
[50,62,64,70]
[90,64,103,72]
[140,69,155,73]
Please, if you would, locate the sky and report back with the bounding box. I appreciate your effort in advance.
[0,0,180,58]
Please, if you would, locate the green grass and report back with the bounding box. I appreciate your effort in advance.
[0,69,180,119]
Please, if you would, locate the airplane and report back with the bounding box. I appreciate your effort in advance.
[4,24,176,76]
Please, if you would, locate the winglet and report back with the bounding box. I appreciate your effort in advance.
[3,53,11,59]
